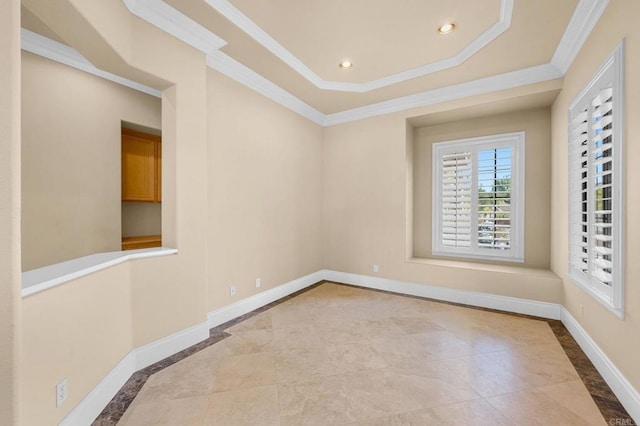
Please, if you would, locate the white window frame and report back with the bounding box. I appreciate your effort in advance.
[567,41,625,318]
[432,132,525,263]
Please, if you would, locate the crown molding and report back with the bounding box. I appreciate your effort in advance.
[120,0,321,123]
[206,51,325,125]
[323,64,563,126]
[22,0,607,128]
[551,0,610,74]
[122,0,226,54]
[203,0,514,93]
[20,28,161,98]
[20,26,561,128]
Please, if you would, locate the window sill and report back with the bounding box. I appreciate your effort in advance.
[22,247,178,298]
[407,257,557,278]
[431,250,524,264]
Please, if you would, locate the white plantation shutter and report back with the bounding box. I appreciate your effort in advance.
[433,133,524,262]
[569,106,590,277]
[440,152,472,248]
[591,87,614,289]
[568,42,624,316]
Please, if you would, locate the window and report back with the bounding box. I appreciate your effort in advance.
[432,132,525,262]
[568,42,624,317]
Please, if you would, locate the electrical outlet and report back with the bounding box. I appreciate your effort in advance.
[373,264,379,273]
[56,379,68,407]
[255,278,261,288]
[229,285,236,296]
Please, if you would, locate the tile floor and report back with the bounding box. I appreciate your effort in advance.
[116,283,608,425]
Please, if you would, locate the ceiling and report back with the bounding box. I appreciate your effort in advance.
[21,5,65,44]
[223,0,503,83]
[21,0,600,125]
[163,0,576,113]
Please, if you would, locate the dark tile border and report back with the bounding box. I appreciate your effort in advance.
[93,280,634,425]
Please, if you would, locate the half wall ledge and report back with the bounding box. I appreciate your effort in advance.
[21,247,178,298]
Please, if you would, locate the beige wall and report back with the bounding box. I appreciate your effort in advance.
[206,69,324,309]
[413,108,552,269]
[0,0,21,424]
[21,265,132,425]
[551,1,640,394]
[122,202,162,237]
[19,0,210,422]
[323,83,563,304]
[21,51,161,271]
[19,2,325,422]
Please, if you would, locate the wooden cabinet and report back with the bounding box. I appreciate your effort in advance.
[122,235,162,251]
[121,128,161,202]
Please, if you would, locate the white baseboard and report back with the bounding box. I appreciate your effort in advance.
[58,269,639,425]
[323,270,563,320]
[58,353,135,426]
[561,308,640,423]
[134,321,209,370]
[207,270,325,328]
[59,270,324,425]
[58,320,209,426]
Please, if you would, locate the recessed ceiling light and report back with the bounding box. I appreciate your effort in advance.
[338,60,353,70]
[438,22,456,34]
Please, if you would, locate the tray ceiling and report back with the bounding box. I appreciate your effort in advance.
[21,0,608,126]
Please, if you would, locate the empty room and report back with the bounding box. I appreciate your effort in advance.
[2,0,639,425]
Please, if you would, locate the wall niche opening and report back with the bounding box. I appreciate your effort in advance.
[121,122,162,251]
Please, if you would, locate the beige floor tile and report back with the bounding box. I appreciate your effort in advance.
[364,410,440,426]
[318,318,405,345]
[379,367,481,409]
[278,375,361,425]
[427,310,490,335]
[212,351,277,392]
[370,335,434,370]
[278,370,431,425]
[118,395,208,426]
[365,399,514,426]
[427,399,514,425]
[486,387,607,425]
[503,326,560,349]
[225,311,272,332]
[272,324,326,350]
[532,380,606,424]
[371,330,473,369]
[452,327,518,354]
[339,370,427,420]
[368,295,454,318]
[389,316,445,334]
[270,303,319,329]
[314,303,387,323]
[416,330,476,359]
[275,346,338,383]
[443,354,531,397]
[119,283,607,426]
[134,357,217,402]
[184,338,237,365]
[315,319,374,345]
[205,385,280,426]
[327,341,388,374]
[487,346,580,388]
[222,329,274,355]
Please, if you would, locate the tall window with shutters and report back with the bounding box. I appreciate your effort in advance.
[432,132,525,262]
[568,42,624,317]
